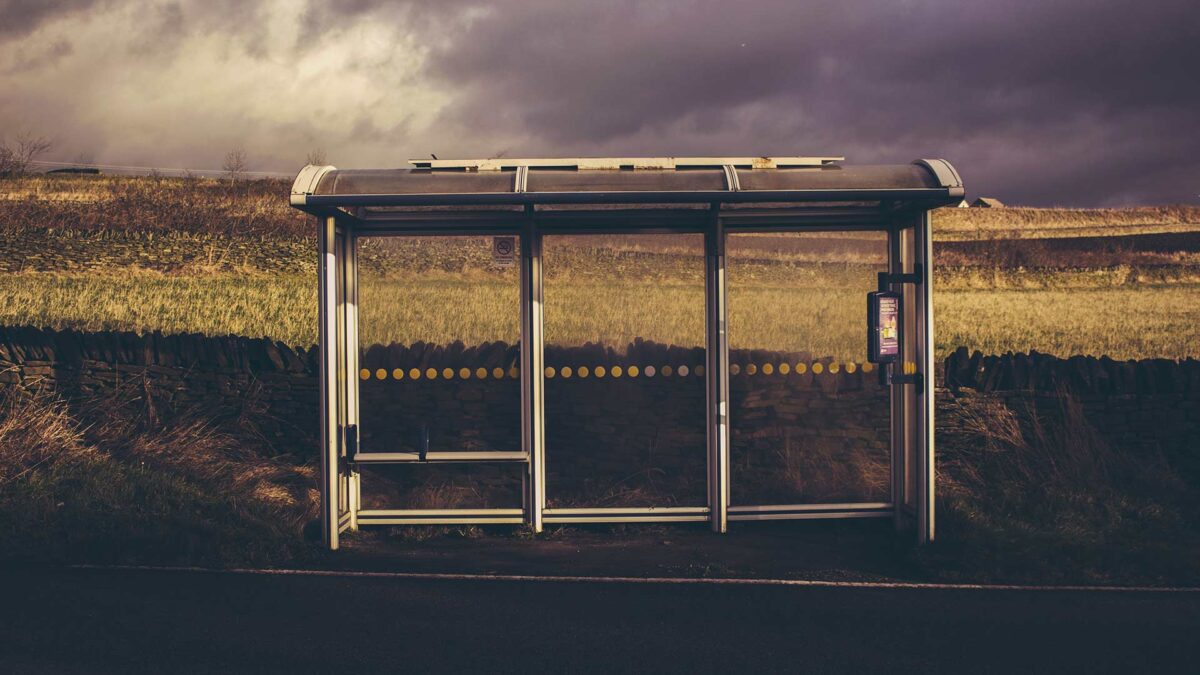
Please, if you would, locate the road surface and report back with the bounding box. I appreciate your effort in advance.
[2,567,1197,673]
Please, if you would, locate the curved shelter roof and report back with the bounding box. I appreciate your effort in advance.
[290,157,963,226]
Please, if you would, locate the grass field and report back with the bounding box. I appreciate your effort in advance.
[4,173,1197,239]
[2,175,1199,580]
[4,270,1197,361]
[1,175,1199,361]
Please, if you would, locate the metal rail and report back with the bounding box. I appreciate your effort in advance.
[298,188,959,209]
[352,452,528,464]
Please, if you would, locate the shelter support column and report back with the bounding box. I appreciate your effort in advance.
[892,211,936,544]
[318,215,341,550]
[706,212,730,533]
[916,211,936,543]
[521,214,546,532]
[889,225,905,533]
[342,230,360,530]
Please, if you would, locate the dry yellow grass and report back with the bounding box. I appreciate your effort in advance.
[933,205,1200,240]
[0,175,306,238]
[4,175,1196,241]
[937,285,1200,359]
[3,269,1197,361]
[3,175,1199,361]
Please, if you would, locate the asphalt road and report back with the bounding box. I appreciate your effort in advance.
[2,567,1198,674]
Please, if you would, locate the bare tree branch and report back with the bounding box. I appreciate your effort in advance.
[0,131,53,177]
[222,145,248,182]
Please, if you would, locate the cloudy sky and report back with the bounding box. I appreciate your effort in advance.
[0,0,1196,205]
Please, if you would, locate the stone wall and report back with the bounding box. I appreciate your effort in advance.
[2,327,1196,506]
[0,326,319,457]
[0,327,891,506]
[944,347,1200,462]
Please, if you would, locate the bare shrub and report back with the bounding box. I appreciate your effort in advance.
[222,145,248,182]
[305,148,327,165]
[0,131,53,177]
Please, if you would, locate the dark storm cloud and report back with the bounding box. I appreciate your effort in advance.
[127,1,272,60]
[1,0,1194,205]
[294,0,470,47]
[0,0,270,56]
[417,0,1200,205]
[0,0,108,39]
[0,38,72,74]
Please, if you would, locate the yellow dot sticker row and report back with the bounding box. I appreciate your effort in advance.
[361,361,873,381]
[542,364,706,379]
[727,362,872,376]
[360,366,521,381]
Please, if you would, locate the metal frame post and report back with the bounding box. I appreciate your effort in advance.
[888,222,906,532]
[318,215,341,550]
[889,211,937,543]
[521,210,546,532]
[897,219,920,539]
[343,230,361,530]
[705,210,730,532]
[916,211,936,543]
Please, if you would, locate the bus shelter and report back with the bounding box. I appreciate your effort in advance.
[290,156,963,550]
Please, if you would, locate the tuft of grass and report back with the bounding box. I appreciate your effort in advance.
[546,467,705,510]
[928,392,1200,584]
[732,426,890,505]
[376,477,489,542]
[0,385,319,566]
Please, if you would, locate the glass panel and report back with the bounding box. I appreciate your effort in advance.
[316,169,515,195]
[542,233,707,507]
[356,234,521,462]
[359,464,523,510]
[727,231,891,505]
[335,232,349,516]
[901,226,919,510]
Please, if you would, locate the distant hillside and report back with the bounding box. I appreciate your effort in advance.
[2,174,1197,241]
[933,203,1200,240]
[0,175,305,238]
